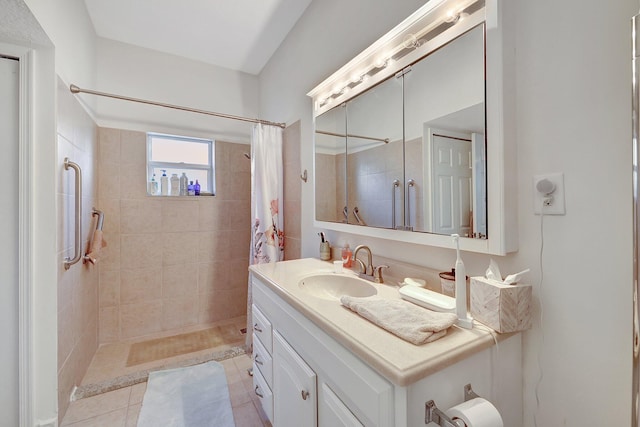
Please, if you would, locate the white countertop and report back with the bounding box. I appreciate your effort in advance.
[250,258,512,387]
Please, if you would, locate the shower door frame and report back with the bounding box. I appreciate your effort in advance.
[632,13,640,427]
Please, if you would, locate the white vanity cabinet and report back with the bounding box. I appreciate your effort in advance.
[273,331,317,426]
[250,261,523,427]
[252,275,395,427]
[251,305,274,423]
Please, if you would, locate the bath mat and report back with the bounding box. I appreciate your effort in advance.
[127,327,241,367]
[137,361,235,427]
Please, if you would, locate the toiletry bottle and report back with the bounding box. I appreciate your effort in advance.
[194,179,201,196]
[179,173,188,196]
[188,181,195,196]
[148,174,158,195]
[170,173,179,196]
[160,170,169,196]
[341,243,353,268]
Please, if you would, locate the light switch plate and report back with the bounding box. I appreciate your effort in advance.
[533,173,565,215]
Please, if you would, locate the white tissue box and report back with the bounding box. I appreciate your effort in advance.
[470,276,532,333]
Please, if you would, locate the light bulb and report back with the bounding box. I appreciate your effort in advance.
[445,9,458,23]
[375,58,388,69]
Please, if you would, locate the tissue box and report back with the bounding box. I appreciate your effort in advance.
[470,276,532,333]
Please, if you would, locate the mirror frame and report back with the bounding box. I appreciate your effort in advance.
[307,0,516,255]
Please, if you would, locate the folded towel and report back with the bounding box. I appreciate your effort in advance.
[340,296,458,345]
[85,230,107,265]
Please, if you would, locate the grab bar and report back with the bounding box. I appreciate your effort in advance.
[353,207,367,226]
[406,179,415,231]
[63,158,82,270]
[392,179,400,229]
[92,208,104,231]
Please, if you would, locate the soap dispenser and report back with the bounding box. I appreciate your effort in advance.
[160,170,169,196]
[341,243,353,268]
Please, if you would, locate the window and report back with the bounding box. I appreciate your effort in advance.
[147,132,215,195]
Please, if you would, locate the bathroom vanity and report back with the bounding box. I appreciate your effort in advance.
[249,258,522,426]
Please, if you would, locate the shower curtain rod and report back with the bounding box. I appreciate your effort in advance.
[315,129,390,143]
[69,84,286,129]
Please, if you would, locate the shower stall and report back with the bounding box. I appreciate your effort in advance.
[56,82,254,421]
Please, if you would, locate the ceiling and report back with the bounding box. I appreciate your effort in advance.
[83,0,312,75]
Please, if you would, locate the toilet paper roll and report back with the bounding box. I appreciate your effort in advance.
[445,398,503,427]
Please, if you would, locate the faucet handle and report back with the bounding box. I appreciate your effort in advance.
[373,265,389,283]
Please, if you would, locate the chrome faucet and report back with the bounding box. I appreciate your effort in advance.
[352,245,389,283]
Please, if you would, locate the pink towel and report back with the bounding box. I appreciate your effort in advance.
[85,230,107,264]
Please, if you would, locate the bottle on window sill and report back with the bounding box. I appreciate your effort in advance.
[188,181,195,196]
[194,180,201,196]
[160,170,169,196]
[179,172,188,196]
[170,173,179,196]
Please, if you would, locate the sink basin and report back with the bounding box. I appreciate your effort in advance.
[298,274,377,301]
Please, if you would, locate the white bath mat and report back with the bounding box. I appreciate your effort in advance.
[137,360,235,427]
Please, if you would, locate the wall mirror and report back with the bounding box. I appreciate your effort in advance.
[309,0,516,255]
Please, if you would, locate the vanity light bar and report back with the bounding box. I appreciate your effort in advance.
[309,0,484,114]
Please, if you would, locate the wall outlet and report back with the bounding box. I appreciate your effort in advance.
[533,173,565,215]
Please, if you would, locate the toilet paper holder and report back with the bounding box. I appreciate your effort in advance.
[425,383,479,426]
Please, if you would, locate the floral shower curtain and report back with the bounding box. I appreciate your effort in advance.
[246,123,284,351]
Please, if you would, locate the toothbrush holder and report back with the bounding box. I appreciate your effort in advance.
[319,242,331,261]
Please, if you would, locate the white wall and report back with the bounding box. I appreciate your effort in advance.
[93,38,260,143]
[260,0,637,425]
[23,0,96,90]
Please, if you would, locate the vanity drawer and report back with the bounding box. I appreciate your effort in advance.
[253,333,273,388]
[252,364,273,423]
[252,304,272,353]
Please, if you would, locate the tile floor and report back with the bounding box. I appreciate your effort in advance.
[60,354,270,426]
[60,315,270,426]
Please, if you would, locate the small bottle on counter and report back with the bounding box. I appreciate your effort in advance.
[170,173,180,196]
[188,181,195,196]
[194,180,201,196]
[341,243,353,268]
[179,173,188,196]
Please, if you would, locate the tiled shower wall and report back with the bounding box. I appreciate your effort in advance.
[316,137,424,228]
[97,128,250,343]
[283,120,301,260]
[56,78,99,420]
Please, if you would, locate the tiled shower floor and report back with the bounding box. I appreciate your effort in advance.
[61,316,271,426]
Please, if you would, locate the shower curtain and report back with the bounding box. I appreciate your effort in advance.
[246,123,284,351]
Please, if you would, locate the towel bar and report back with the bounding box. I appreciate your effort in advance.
[63,158,82,270]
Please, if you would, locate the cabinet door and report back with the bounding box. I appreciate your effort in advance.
[319,382,363,427]
[273,331,317,427]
